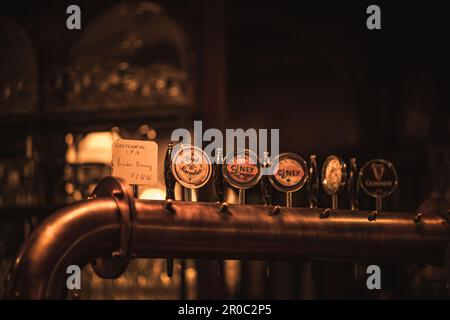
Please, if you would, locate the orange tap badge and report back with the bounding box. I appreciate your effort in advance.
[223,149,261,189]
[269,153,308,193]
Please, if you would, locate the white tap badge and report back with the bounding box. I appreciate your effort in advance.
[111,139,158,186]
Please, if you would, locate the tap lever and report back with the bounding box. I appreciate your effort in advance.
[213,148,225,202]
[260,152,273,206]
[347,157,359,211]
[307,155,319,208]
[164,142,176,200]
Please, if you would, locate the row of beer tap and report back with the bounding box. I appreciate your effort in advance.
[159,142,399,278]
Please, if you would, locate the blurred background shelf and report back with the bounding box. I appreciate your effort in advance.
[0,106,196,131]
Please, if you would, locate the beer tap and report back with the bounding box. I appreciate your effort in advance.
[347,157,360,279]
[213,148,225,203]
[347,157,359,211]
[171,143,212,201]
[321,155,347,211]
[260,151,273,278]
[164,142,176,277]
[260,151,273,206]
[359,159,398,220]
[223,149,262,284]
[213,148,225,278]
[304,155,319,299]
[170,143,212,283]
[223,149,262,205]
[268,152,308,280]
[164,142,176,199]
[307,155,319,209]
[269,152,308,207]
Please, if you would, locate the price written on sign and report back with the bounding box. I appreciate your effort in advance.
[111,139,158,186]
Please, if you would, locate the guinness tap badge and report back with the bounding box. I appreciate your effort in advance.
[321,155,347,195]
[171,144,212,189]
[359,159,398,198]
[223,149,261,189]
[269,153,308,193]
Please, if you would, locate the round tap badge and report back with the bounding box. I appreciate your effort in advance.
[269,153,308,193]
[223,149,261,189]
[171,144,212,189]
[321,155,347,195]
[359,159,398,198]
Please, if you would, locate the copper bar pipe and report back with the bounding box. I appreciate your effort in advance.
[4,193,450,299]
[133,200,449,263]
[4,198,120,299]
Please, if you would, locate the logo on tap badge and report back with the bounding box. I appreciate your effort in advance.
[359,159,398,198]
[223,149,261,189]
[171,144,212,189]
[321,155,347,195]
[269,153,308,192]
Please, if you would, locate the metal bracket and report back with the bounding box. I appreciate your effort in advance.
[320,208,332,219]
[90,176,136,279]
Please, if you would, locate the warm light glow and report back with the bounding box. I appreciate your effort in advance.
[139,187,165,200]
[160,273,172,287]
[65,133,74,145]
[185,267,197,281]
[137,275,148,286]
[225,260,241,296]
[66,131,121,164]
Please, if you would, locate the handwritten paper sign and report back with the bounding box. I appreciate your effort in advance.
[111,139,158,186]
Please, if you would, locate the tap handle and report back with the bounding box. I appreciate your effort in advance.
[307,155,319,208]
[164,142,177,277]
[164,142,176,200]
[347,157,359,210]
[260,152,272,206]
[213,148,225,202]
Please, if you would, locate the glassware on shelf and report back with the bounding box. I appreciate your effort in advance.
[46,63,190,112]
[79,259,183,300]
[0,135,40,207]
[0,18,38,115]
[64,131,119,203]
[45,1,192,113]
